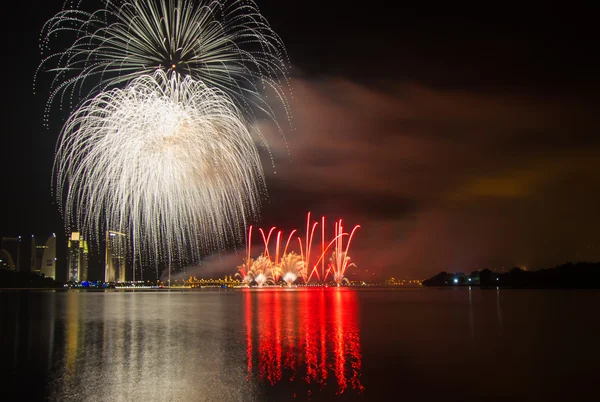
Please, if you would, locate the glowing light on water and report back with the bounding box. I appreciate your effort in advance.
[56,71,264,266]
[244,289,364,396]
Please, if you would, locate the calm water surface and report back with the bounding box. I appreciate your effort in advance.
[1,288,599,401]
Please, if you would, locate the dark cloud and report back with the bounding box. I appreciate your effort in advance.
[226,77,600,280]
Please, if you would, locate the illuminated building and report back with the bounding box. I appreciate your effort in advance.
[0,236,21,271]
[31,234,57,280]
[105,231,127,282]
[67,232,88,282]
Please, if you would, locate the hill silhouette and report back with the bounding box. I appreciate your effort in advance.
[423,262,600,289]
[0,269,62,288]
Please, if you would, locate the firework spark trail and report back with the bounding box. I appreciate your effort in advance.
[55,70,265,266]
[324,220,360,284]
[238,214,360,285]
[38,0,292,136]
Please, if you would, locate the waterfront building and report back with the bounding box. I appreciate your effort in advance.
[0,236,21,271]
[31,234,57,280]
[105,231,127,282]
[67,232,88,282]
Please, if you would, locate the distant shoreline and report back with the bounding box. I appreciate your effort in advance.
[422,262,600,289]
[0,285,423,291]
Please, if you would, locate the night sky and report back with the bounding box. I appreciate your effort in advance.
[2,1,599,280]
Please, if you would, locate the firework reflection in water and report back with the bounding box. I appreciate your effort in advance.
[244,289,364,397]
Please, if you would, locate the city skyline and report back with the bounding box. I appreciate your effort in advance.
[0,231,130,282]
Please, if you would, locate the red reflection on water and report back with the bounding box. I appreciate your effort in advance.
[318,290,328,386]
[333,290,347,393]
[244,288,364,395]
[274,291,282,385]
[257,291,283,385]
[283,293,297,381]
[245,289,252,378]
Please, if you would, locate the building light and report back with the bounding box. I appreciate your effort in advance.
[453,278,458,284]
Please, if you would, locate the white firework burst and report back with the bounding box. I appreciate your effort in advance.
[55,70,265,266]
[38,0,292,128]
[277,252,304,286]
[247,255,273,286]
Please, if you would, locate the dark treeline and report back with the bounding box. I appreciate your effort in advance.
[0,269,62,288]
[422,262,600,289]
